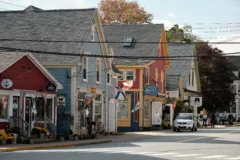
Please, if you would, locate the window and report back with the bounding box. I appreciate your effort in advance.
[145,68,149,83]
[91,25,95,41]
[192,70,194,86]
[46,99,53,121]
[96,58,101,83]
[118,70,124,80]
[107,72,111,85]
[0,96,8,119]
[123,37,133,47]
[189,73,191,86]
[126,70,134,80]
[83,56,88,81]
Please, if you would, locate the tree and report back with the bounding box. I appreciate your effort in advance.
[197,43,235,113]
[99,0,153,24]
[166,24,199,43]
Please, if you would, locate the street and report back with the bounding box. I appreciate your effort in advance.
[1,127,240,160]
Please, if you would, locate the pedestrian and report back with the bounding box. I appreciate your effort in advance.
[211,113,215,128]
[203,114,207,127]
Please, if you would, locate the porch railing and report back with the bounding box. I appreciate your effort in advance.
[35,117,57,141]
[9,116,31,138]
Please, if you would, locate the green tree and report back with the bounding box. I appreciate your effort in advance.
[197,43,235,112]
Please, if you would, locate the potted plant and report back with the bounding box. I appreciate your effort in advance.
[0,135,7,145]
[72,133,80,141]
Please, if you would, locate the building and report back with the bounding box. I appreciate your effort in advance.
[103,24,169,131]
[0,52,62,137]
[0,6,120,134]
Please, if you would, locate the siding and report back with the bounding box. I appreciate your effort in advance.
[47,68,72,113]
[0,56,55,94]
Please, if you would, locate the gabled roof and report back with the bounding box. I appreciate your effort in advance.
[167,44,195,89]
[0,52,63,89]
[0,6,96,64]
[166,75,180,91]
[102,24,164,66]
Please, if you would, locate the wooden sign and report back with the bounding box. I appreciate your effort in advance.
[90,86,96,94]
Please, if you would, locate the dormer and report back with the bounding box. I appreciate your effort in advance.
[123,36,134,47]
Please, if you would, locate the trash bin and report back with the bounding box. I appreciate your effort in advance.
[13,134,18,144]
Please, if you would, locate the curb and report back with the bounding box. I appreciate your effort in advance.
[0,140,112,152]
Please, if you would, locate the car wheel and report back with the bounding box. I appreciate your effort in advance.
[173,128,176,131]
[177,129,180,132]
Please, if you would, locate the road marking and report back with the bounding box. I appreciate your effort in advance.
[173,154,203,157]
[128,152,154,155]
[198,155,229,159]
[151,152,179,156]
[224,157,240,160]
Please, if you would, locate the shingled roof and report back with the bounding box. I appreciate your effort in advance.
[0,6,96,64]
[166,75,180,91]
[167,44,195,89]
[102,24,163,66]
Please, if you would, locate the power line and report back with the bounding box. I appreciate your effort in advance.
[0,0,25,8]
[1,38,240,44]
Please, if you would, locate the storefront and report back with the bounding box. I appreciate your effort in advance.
[0,52,62,133]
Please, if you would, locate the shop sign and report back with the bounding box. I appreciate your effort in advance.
[57,96,65,106]
[89,86,96,94]
[46,83,56,91]
[1,79,13,89]
[190,97,202,107]
[144,85,159,96]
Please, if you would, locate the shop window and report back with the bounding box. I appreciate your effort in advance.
[95,94,102,122]
[46,99,53,121]
[78,92,86,127]
[35,97,53,120]
[118,98,129,119]
[0,96,8,119]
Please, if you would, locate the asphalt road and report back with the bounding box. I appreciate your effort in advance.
[2,127,240,160]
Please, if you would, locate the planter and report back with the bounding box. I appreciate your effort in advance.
[60,137,64,142]
[0,140,7,145]
[74,136,78,141]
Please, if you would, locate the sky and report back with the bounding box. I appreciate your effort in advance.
[1,0,240,53]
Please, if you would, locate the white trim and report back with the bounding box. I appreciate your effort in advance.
[0,54,26,73]
[96,58,101,84]
[71,66,77,131]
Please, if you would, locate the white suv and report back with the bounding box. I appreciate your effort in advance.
[173,113,197,132]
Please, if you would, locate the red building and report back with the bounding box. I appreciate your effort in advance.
[103,24,169,131]
[0,52,62,134]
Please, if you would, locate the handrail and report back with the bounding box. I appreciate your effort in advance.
[9,116,31,138]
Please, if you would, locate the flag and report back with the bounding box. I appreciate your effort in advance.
[131,101,140,113]
[172,100,177,110]
[123,81,133,91]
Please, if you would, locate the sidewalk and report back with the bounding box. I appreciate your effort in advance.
[0,133,152,152]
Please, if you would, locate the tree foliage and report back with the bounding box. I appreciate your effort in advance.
[197,43,235,112]
[99,0,153,24]
[166,24,199,43]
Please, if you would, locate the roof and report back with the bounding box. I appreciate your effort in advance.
[166,75,180,90]
[166,44,195,89]
[0,6,96,64]
[0,51,63,89]
[102,24,164,66]
[111,63,122,74]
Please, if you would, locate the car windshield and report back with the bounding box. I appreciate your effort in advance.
[176,115,193,120]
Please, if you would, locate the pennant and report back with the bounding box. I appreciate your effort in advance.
[131,101,140,113]
[115,86,126,100]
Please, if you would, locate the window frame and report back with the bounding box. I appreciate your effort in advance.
[145,67,149,84]
[96,58,101,84]
[126,70,135,81]
[83,56,88,82]
[107,72,111,85]
[91,25,95,41]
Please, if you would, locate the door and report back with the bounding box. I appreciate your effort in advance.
[12,97,19,127]
[130,92,139,131]
[25,97,32,129]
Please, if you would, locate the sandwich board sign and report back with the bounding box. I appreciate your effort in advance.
[190,97,202,107]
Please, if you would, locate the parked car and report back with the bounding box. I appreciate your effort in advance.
[173,113,197,132]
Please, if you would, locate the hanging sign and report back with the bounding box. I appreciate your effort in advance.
[1,79,13,89]
[90,86,96,94]
[57,96,65,106]
[46,83,56,91]
[190,97,202,107]
[144,85,159,96]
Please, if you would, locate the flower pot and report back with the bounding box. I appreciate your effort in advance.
[60,137,64,142]
[74,136,78,141]
[0,140,7,145]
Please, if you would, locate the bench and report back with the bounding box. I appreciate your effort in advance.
[0,129,14,143]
